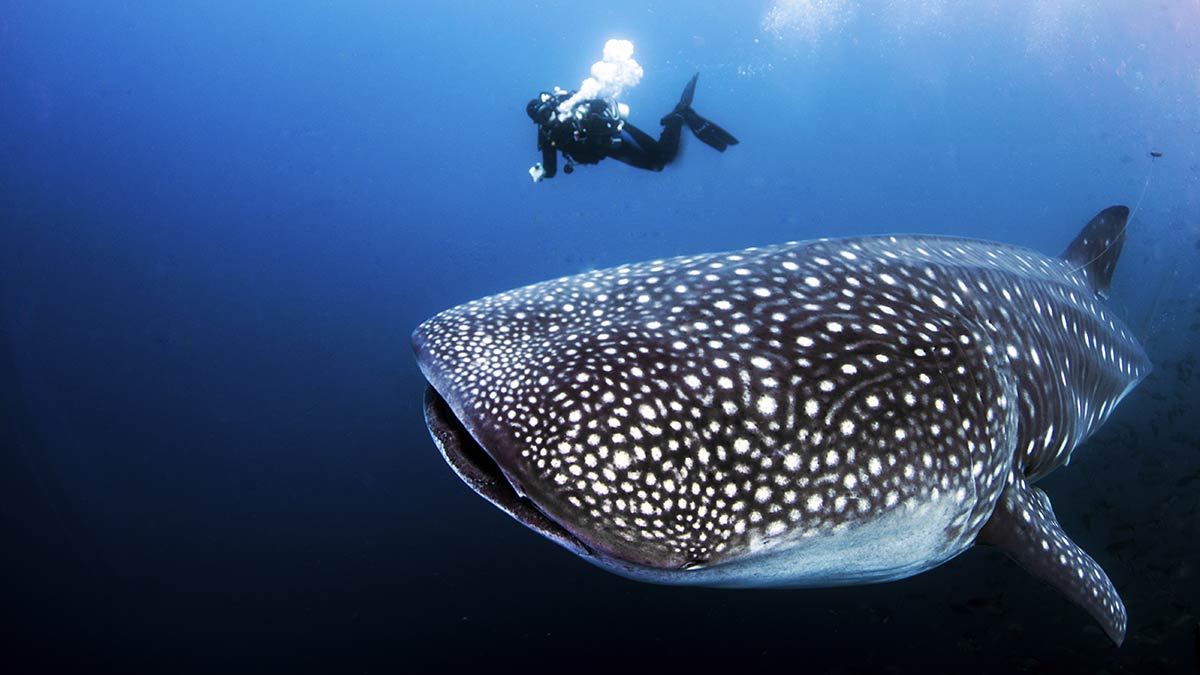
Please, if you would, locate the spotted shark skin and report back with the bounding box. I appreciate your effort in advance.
[414,206,1148,644]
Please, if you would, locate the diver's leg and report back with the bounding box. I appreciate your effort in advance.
[607,127,661,170]
[618,119,684,169]
[652,119,683,166]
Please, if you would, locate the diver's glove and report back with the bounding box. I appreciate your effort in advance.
[529,162,546,183]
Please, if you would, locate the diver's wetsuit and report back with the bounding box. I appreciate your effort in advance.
[527,74,736,180]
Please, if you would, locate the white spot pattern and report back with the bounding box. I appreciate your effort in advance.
[415,233,1150,570]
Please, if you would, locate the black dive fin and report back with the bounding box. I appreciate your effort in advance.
[659,72,740,151]
[678,73,698,109]
[1060,205,1129,299]
[976,472,1126,645]
[684,111,739,152]
[661,74,699,125]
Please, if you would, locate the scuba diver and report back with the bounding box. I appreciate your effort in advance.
[526,73,738,182]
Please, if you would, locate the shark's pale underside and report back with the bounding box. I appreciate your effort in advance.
[414,205,1148,644]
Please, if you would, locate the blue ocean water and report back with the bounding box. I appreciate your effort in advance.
[1,1,1197,672]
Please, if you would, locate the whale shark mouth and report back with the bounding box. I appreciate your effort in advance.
[422,386,592,559]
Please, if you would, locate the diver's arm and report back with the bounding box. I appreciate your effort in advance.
[531,128,558,182]
[541,140,557,178]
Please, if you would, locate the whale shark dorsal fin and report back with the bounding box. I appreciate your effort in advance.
[1060,205,1130,299]
[976,472,1127,645]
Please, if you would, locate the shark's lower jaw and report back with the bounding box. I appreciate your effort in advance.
[423,387,593,559]
[423,382,971,589]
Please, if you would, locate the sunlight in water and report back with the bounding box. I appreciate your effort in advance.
[762,0,855,42]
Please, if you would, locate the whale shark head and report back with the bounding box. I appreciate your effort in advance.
[415,241,1021,580]
[412,237,1012,578]
[413,206,1149,644]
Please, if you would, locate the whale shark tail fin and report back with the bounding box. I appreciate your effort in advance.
[977,472,1126,646]
[1060,205,1130,299]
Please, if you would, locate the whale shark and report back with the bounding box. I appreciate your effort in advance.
[413,205,1149,645]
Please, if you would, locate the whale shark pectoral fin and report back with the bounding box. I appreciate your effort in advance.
[976,471,1127,645]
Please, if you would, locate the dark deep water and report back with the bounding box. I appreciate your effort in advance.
[2,2,1198,673]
